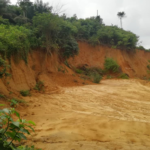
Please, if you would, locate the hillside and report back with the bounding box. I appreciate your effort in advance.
[69,42,150,78]
[1,43,150,150]
[1,42,150,96]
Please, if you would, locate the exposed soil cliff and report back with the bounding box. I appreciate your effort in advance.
[1,42,150,96]
[69,42,150,78]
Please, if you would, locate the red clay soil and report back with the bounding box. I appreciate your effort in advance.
[1,42,150,96]
[69,42,150,78]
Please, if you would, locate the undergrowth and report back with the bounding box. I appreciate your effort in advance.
[9,98,26,108]
[20,90,31,97]
[34,81,45,92]
[119,73,129,79]
[104,58,120,73]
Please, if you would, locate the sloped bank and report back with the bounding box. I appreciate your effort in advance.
[69,42,150,78]
[1,42,150,95]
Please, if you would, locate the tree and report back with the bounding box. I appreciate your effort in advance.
[33,0,52,14]
[17,0,33,18]
[0,0,10,16]
[117,11,126,29]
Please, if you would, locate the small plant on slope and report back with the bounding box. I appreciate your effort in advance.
[34,81,45,92]
[119,73,129,79]
[104,58,120,73]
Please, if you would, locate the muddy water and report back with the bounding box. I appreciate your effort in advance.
[22,79,150,150]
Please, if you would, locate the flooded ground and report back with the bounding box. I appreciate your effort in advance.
[21,79,150,150]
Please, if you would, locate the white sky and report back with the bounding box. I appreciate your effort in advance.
[11,0,150,49]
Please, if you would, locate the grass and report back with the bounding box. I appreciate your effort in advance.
[9,98,26,108]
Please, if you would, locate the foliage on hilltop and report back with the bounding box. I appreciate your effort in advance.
[0,0,148,78]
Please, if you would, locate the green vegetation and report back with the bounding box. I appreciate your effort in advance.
[0,0,146,71]
[104,58,120,73]
[64,60,71,68]
[74,66,103,83]
[107,75,112,79]
[0,105,36,150]
[9,98,26,108]
[0,55,10,78]
[0,94,6,99]
[75,68,83,74]
[34,81,45,92]
[119,73,129,79]
[91,72,102,83]
[20,90,31,97]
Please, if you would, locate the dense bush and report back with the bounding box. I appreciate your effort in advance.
[0,25,37,63]
[91,72,102,83]
[104,58,120,73]
[96,26,138,50]
[33,13,79,58]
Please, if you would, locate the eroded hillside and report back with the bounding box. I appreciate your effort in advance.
[1,42,150,96]
[69,42,150,78]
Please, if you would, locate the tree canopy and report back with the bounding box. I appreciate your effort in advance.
[0,0,147,65]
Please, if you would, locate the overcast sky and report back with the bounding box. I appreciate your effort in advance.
[11,0,150,49]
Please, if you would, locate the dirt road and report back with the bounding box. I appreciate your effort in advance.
[21,79,150,150]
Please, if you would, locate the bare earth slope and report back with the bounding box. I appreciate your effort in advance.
[1,42,150,95]
[20,79,150,150]
[69,42,150,78]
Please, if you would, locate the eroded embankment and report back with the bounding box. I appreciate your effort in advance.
[1,43,150,95]
[15,79,150,150]
[69,42,150,78]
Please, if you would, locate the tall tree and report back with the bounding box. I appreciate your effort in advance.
[117,11,126,29]
[0,0,10,15]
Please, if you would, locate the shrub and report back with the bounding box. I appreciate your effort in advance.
[119,73,129,79]
[104,58,120,73]
[147,64,150,70]
[75,68,83,74]
[34,81,45,92]
[20,90,31,97]
[0,25,37,64]
[0,55,10,79]
[91,72,102,83]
